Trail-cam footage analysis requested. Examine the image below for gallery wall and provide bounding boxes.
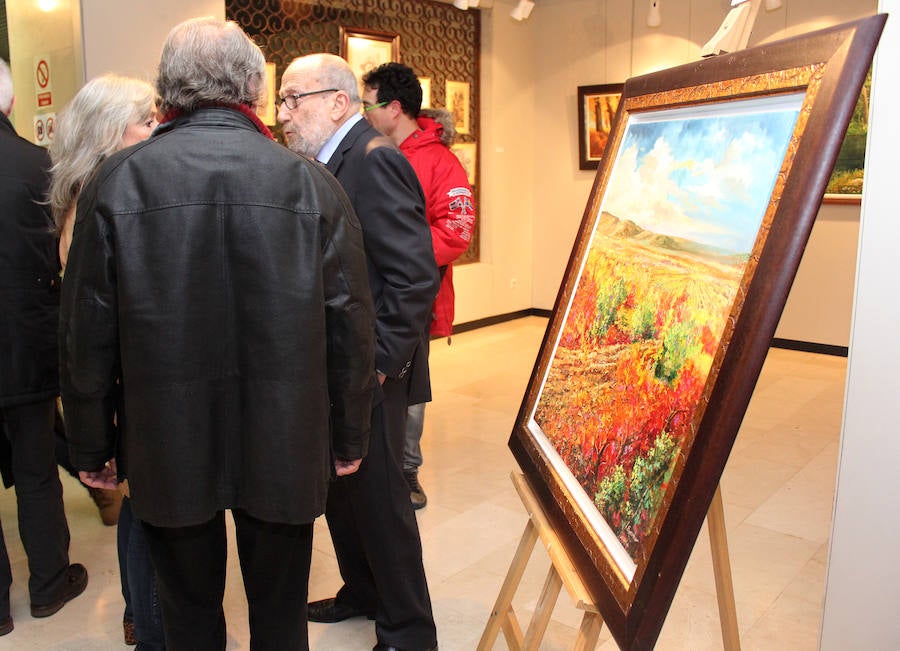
[518,0,876,348]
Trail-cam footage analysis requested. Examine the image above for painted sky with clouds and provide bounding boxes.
[602,102,801,254]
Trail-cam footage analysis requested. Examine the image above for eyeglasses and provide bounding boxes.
[277,88,339,110]
[362,101,389,113]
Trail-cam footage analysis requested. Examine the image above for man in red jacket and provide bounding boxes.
[362,63,476,509]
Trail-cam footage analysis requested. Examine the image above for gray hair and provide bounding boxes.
[48,74,157,230]
[0,59,13,115]
[287,53,361,106]
[156,17,265,113]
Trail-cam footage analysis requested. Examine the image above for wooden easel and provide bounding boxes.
[477,472,740,650]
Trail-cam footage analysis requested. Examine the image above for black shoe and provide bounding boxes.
[0,616,12,636]
[404,470,427,510]
[373,644,438,651]
[30,563,88,618]
[308,597,374,623]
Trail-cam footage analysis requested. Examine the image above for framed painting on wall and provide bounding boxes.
[418,77,432,109]
[450,142,476,186]
[340,26,399,84]
[255,62,277,126]
[577,83,624,170]
[508,16,885,651]
[446,80,470,135]
[823,68,872,204]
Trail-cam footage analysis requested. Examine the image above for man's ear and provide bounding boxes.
[3,95,14,117]
[330,90,352,121]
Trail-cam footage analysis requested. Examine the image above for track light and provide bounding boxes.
[510,0,535,21]
[647,1,661,28]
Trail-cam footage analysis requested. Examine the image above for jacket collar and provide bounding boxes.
[324,118,374,175]
[0,112,16,136]
[155,104,275,140]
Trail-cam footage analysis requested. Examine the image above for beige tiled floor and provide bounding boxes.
[0,317,847,649]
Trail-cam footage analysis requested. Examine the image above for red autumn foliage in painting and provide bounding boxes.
[534,213,746,561]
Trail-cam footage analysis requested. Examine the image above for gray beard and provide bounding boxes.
[286,134,323,159]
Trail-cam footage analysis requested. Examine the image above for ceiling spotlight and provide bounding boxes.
[764,0,783,9]
[453,0,469,9]
[510,0,535,21]
[647,0,661,28]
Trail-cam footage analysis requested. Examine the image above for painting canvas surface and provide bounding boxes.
[585,91,621,159]
[527,93,803,580]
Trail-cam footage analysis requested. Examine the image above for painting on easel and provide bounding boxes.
[508,15,885,650]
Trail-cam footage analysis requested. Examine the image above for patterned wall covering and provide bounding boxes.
[227,0,480,263]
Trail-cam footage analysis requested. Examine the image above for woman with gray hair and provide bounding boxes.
[49,74,158,269]
[49,73,163,649]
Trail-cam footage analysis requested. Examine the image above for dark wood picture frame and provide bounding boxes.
[509,16,885,650]
[577,83,624,170]
[339,26,400,82]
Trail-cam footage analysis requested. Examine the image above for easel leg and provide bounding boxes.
[708,485,741,651]
[522,564,564,650]
[477,520,539,650]
[574,612,604,651]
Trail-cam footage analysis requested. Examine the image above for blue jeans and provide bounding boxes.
[403,402,426,471]
[118,497,165,650]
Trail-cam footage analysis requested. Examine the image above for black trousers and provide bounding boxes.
[0,398,71,616]
[143,509,313,651]
[327,376,437,650]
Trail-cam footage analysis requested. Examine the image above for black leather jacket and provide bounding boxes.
[0,113,60,408]
[60,107,376,527]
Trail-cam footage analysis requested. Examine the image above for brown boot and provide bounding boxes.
[88,487,123,526]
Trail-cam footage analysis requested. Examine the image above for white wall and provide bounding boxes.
[820,2,900,647]
[6,0,81,142]
[450,0,537,324]
[80,0,224,82]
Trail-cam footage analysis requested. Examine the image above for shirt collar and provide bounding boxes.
[317,112,364,164]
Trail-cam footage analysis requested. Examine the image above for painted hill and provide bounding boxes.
[596,211,749,264]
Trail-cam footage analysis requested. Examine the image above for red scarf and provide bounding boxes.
[159,102,275,141]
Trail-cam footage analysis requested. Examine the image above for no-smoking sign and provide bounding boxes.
[33,55,53,108]
[33,112,56,148]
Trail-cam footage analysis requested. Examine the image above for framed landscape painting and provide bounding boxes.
[577,83,624,170]
[823,68,872,204]
[509,15,885,651]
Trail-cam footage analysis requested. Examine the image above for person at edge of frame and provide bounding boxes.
[0,57,89,639]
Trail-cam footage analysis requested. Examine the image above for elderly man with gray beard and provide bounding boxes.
[278,53,439,651]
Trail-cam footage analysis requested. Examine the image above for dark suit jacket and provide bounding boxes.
[0,113,59,488]
[325,118,439,405]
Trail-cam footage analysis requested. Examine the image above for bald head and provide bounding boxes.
[278,54,361,158]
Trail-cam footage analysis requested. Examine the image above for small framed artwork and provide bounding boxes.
[450,142,476,186]
[418,77,432,109]
[823,68,871,204]
[577,83,624,170]
[446,80,470,135]
[256,62,277,126]
[509,15,884,650]
[339,27,399,84]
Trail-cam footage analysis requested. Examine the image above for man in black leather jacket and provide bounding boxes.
[0,58,87,637]
[59,20,376,650]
